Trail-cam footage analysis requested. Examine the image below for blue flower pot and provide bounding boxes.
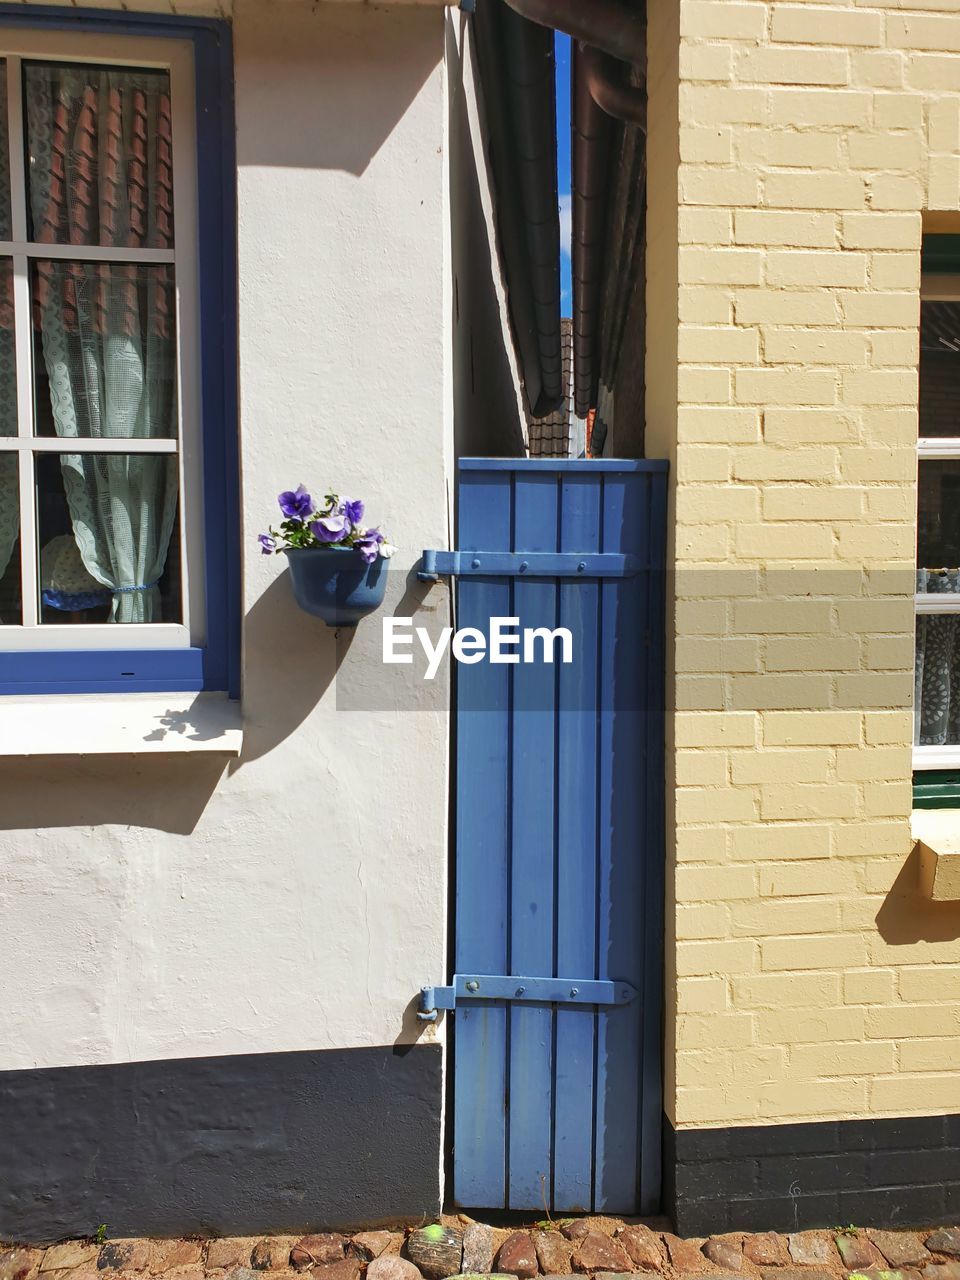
[284,547,388,627]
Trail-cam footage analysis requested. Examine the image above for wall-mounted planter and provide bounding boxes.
[284,547,388,627]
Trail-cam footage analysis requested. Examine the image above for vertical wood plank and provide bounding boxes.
[594,470,646,1212]
[508,468,559,1209]
[553,470,601,1212]
[453,468,513,1208]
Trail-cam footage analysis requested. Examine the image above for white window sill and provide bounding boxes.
[913,747,960,770]
[0,691,242,756]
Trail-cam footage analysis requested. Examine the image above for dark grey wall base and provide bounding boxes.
[0,1044,442,1243]
[666,1113,960,1235]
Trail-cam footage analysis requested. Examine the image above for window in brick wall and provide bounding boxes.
[915,239,960,777]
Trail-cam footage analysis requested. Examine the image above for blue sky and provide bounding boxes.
[556,31,572,317]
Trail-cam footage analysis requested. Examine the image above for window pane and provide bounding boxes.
[920,300,960,438]
[0,258,15,437]
[32,260,177,438]
[917,614,960,745]
[918,459,960,579]
[0,451,20,623]
[36,451,181,624]
[24,62,174,249]
[0,62,12,241]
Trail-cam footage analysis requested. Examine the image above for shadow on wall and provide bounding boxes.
[0,564,438,837]
[876,844,960,945]
[234,564,438,771]
[0,753,228,837]
[234,0,441,176]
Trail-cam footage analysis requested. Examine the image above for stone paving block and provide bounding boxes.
[309,1261,361,1280]
[923,1268,960,1280]
[495,1236,537,1280]
[665,1236,707,1273]
[366,1261,421,1280]
[461,1229,494,1278]
[98,1244,152,1273]
[703,1239,742,1272]
[407,1230,463,1280]
[151,1243,203,1274]
[351,1237,395,1264]
[616,1228,662,1273]
[561,1228,589,1245]
[0,1250,43,1280]
[836,1237,883,1273]
[761,1268,836,1280]
[292,1241,347,1272]
[573,1235,631,1275]
[207,1246,258,1273]
[928,1238,960,1263]
[156,1267,203,1280]
[744,1237,788,1269]
[41,1247,99,1274]
[534,1234,573,1277]
[789,1235,839,1269]
[869,1241,932,1272]
[846,1268,921,1280]
[251,1243,297,1272]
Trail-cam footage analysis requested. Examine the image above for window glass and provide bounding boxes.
[916,294,960,749]
[0,258,16,437]
[24,62,174,249]
[0,451,19,624]
[36,451,180,624]
[32,260,177,438]
[920,301,960,438]
[918,460,960,580]
[0,62,11,240]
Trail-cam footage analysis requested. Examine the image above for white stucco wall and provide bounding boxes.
[0,0,451,1072]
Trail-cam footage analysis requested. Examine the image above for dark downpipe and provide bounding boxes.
[571,47,613,419]
[500,0,645,65]
[580,43,646,130]
[501,0,646,420]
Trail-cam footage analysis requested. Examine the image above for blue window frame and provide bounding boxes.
[0,4,238,696]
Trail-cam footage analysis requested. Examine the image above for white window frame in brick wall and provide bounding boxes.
[915,272,960,769]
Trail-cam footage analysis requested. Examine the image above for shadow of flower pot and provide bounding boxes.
[284,547,388,627]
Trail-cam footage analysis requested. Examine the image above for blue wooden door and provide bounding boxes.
[440,458,667,1215]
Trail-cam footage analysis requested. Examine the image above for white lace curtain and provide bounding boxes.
[916,569,960,745]
[25,63,179,622]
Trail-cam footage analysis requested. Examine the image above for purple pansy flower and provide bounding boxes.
[355,527,385,564]
[310,514,350,542]
[258,532,277,554]
[342,497,365,527]
[278,483,313,521]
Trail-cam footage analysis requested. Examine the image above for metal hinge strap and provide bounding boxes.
[417,550,641,582]
[418,973,638,1021]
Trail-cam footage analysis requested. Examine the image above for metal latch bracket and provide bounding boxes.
[417,549,641,582]
[418,973,638,1022]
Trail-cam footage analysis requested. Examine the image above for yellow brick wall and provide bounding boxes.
[653,0,960,1130]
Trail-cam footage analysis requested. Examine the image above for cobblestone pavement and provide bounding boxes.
[2,1221,960,1280]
